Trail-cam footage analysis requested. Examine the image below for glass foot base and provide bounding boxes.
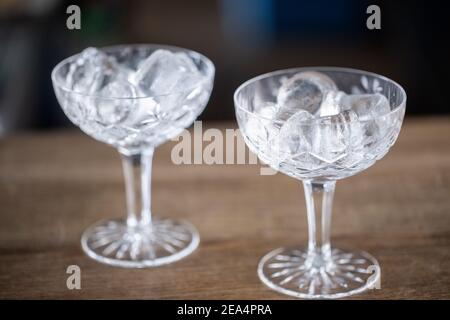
[258,247,380,299]
[81,218,199,268]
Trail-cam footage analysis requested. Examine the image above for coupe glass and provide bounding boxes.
[234,67,406,298]
[52,44,214,267]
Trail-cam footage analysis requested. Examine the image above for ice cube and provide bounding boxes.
[66,47,117,94]
[278,110,314,159]
[276,71,337,120]
[341,93,390,120]
[96,80,137,125]
[309,110,360,164]
[173,52,199,73]
[319,90,345,117]
[341,93,391,153]
[123,96,161,128]
[132,49,201,96]
[257,103,278,119]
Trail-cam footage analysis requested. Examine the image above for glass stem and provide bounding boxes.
[120,148,154,228]
[302,180,336,261]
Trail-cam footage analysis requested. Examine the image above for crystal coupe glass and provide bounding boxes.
[234,67,406,298]
[52,45,214,267]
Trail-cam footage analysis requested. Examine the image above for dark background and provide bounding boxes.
[0,0,448,134]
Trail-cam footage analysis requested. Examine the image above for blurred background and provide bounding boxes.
[0,0,448,134]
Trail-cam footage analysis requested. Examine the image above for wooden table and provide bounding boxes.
[0,118,449,299]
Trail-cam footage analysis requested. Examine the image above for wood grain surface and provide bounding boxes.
[0,118,449,299]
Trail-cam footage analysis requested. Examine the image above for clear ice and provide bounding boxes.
[61,47,207,149]
[276,71,338,121]
[66,47,118,94]
[132,49,201,96]
[248,71,393,172]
